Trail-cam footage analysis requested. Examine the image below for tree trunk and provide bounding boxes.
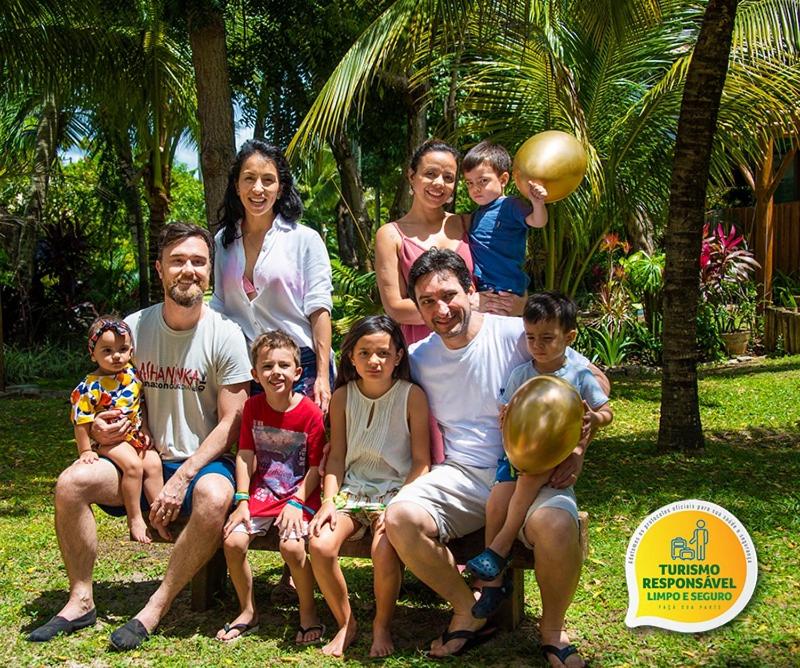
[335,199,358,267]
[329,131,373,271]
[754,141,775,308]
[751,141,796,308]
[658,0,739,452]
[389,80,428,221]
[145,156,171,305]
[118,140,150,309]
[253,78,270,141]
[15,95,59,342]
[187,3,236,231]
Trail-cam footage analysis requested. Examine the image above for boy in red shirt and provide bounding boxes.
[216,330,325,644]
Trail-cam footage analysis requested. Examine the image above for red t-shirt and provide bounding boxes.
[238,395,325,519]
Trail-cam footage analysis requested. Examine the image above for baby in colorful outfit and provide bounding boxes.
[70,316,163,543]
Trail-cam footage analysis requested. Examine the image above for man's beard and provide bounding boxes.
[167,280,204,307]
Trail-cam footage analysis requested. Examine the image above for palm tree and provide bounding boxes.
[290,0,799,292]
[658,0,740,451]
[183,0,236,229]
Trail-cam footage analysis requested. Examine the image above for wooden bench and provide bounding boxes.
[158,511,588,631]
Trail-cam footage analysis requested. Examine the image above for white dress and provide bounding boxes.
[339,379,414,507]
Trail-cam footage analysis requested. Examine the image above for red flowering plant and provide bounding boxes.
[699,223,760,333]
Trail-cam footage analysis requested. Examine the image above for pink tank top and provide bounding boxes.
[392,222,475,346]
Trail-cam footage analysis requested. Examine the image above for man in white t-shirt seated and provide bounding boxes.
[28,223,252,651]
[385,248,608,665]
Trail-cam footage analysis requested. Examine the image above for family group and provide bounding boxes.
[27,137,611,667]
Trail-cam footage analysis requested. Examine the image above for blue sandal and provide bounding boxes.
[471,574,514,618]
[466,548,509,580]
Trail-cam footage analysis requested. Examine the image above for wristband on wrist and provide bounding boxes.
[233,492,250,503]
[287,498,316,516]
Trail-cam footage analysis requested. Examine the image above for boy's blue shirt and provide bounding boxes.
[468,195,532,295]
[500,352,609,410]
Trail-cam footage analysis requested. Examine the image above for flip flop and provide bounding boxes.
[109,618,150,651]
[296,623,326,645]
[428,624,498,658]
[466,547,509,580]
[216,621,260,643]
[27,608,97,642]
[541,643,585,667]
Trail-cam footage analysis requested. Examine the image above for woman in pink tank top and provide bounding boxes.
[375,140,475,348]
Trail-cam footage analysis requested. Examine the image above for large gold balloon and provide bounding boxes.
[512,130,587,203]
[502,375,584,475]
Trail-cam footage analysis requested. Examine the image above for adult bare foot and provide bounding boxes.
[369,624,394,657]
[429,612,494,657]
[128,517,152,544]
[540,627,586,667]
[321,617,357,657]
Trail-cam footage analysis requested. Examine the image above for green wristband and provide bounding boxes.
[233,492,250,503]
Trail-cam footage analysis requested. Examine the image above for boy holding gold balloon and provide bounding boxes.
[466,292,613,619]
[463,140,549,300]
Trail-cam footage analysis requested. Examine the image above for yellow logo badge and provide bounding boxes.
[625,499,757,632]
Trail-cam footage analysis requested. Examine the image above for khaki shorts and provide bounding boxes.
[388,461,495,543]
[517,485,579,549]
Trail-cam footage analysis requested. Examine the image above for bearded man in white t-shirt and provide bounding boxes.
[28,223,252,651]
[385,248,608,666]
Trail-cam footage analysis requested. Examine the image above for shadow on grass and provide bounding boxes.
[582,428,800,532]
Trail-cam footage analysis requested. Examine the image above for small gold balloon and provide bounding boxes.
[502,375,584,475]
[512,130,587,203]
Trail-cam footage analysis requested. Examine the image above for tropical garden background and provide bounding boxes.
[3,1,798,403]
[1,1,800,664]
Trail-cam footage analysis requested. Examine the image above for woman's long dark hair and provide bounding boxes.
[334,315,411,391]
[216,139,304,248]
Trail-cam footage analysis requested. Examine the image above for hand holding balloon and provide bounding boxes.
[513,131,587,203]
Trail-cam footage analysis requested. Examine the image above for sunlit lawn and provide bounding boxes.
[1,356,799,666]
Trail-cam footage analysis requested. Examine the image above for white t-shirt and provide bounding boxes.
[409,314,589,469]
[126,305,252,460]
[209,215,333,348]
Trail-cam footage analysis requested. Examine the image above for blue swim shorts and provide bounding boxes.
[97,456,235,517]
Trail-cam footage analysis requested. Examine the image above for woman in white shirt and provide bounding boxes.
[211,140,333,411]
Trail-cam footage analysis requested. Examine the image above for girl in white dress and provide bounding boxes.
[309,315,430,658]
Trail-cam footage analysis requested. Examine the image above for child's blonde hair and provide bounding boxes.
[250,329,301,368]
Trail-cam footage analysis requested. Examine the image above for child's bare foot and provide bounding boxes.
[129,517,152,544]
[321,617,357,657]
[369,624,394,657]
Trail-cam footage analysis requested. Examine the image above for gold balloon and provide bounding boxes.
[512,130,587,203]
[502,375,584,475]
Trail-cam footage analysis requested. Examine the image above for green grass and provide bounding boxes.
[2,357,799,666]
